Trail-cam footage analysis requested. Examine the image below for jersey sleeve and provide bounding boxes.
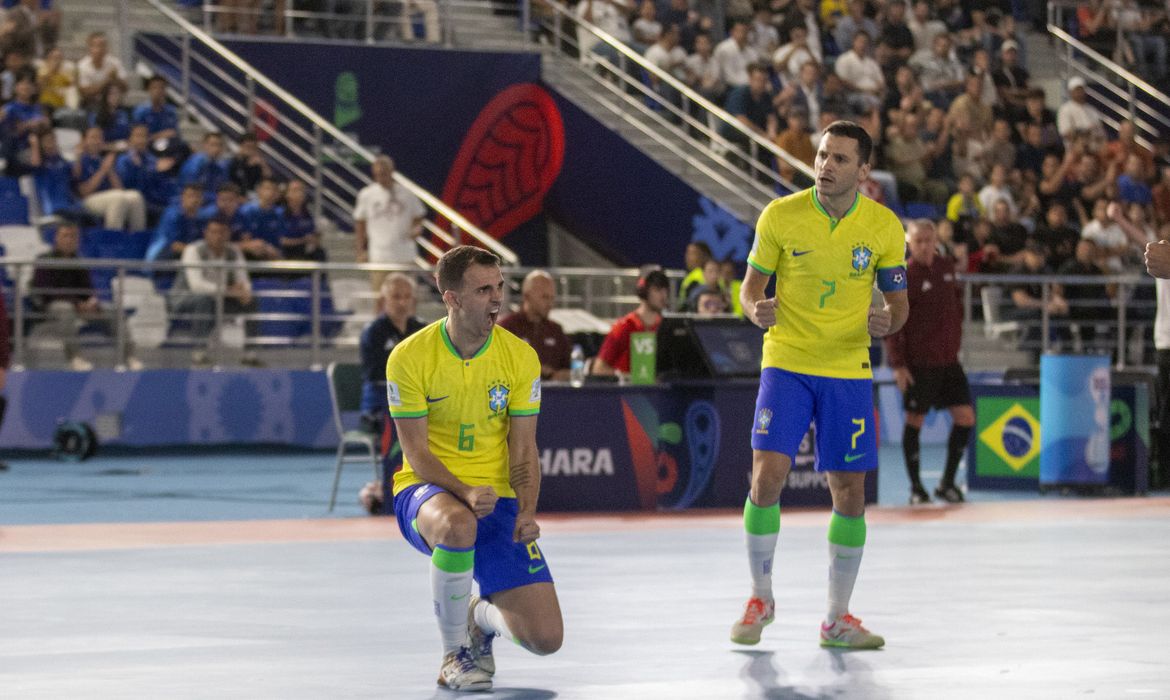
[352,189,368,221]
[385,344,427,418]
[747,203,782,275]
[875,213,908,292]
[508,343,542,417]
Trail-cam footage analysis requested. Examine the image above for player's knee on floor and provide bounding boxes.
[520,626,563,656]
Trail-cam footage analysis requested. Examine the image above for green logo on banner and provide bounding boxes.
[334,72,361,129]
[629,332,656,385]
[976,397,1041,478]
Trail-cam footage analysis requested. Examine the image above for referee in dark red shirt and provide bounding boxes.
[884,220,974,504]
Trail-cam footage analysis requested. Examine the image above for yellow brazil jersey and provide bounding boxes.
[386,319,542,497]
[747,188,906,379]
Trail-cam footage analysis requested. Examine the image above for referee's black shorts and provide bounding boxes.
[902,363,972,414]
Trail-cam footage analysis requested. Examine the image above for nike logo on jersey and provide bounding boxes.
[528,564,547,575]
[844,453,866,463]
[426,395,449,403]
[792,249,814,257]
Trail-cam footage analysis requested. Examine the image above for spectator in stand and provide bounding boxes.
[978,163,1016,218]
[76,32,125,111]
[87,81,131,146]
[576,0,635,64]
[678,240,711,306]
[358,272,425,421]
[132,74,187,161]
[774,108,815,181]
[2,0,58,58]
[946,72,994,138]
[498,269,572,382]
[281,178,325,262]
[198,181,248,242]
[1117,153,1154,207]
[1082,198,1138,273]
[354,154,425,291]
[2,69,47,172]
[772,22,815,85]
[690,285,730,315]
[777,60,823,129]
[988,197,1028,264]
[782,0,822,64]
[1102,119,1154,180]
[683,32,723,104]
[27,127,87,221]
[964,217,1001,273]
[882,64,928,119]
[1113,0,1166,83]
[834,31,884,104]
[661,0,710,52]
[884,219,973,504]
[644,24,686,109]
[722,62,778,155]
[712,20,758,90]
[169,217,259,367]
[1015,122,1051,177]
[1006,240,1069,352]
[0,50,29,102]
[910,32,965,109]
[116,123,177,216]
[982,118,1016,174]
[238,176,285,261]
[228,133,273,195]
[992,40,1029,119]
[146,183,204,262]
[35,46,74,119]
[30,223,142,371]
[73,126,146,231]
[833,0,877,58]
[632,0,662,47]
[592,267,668,377]
[1055,238,1112,350]
[885,111,947,206]
[180,132,230,204]
[946,173,983,230]
[876,0,915,71]
[1019,88,1060,151]
[907,0,947,51]
[1031,202,1080,270]
[1057,77,1105,142]
[749,7,778,58]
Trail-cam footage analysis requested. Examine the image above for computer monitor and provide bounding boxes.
[656,315,763,379]
[656,315,708,379]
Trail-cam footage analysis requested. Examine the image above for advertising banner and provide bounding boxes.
[1039,355,1111,487]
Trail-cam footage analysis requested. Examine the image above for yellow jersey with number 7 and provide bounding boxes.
[746,188,906,379]
[386,319,542,497]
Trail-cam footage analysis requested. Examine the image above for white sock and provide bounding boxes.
[473,597,515,645]
[430,559,474,654]
[827,543,864,621]
[747,532,779,600]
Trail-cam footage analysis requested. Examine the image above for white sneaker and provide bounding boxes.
[820,613,885,649]
[730,596,775,645]
[467,595,496,676]
[437,647,492,692]
[69,356,94,372]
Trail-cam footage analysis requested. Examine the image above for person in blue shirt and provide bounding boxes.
[197,181,248,242]
[281,178,326,262]
[1,70,48,175]
[146,183,204,261]
[131,75,188,162]
[116,124,178,214]
[238,177,284,261]
[179,132,229,203]
[73,125,146,231]
[87,81,132,145]
[28,127,86,221]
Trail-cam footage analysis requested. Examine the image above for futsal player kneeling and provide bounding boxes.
[387,246,563,691]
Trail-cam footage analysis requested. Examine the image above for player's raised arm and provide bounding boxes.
[394,415,497,517]
[507,414,541,543]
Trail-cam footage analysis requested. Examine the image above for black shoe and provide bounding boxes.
[910,485,931,505]
[934,484,966,503]
[0,460,8,472]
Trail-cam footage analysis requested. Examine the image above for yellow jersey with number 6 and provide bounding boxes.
[746,188,906,379]
[386,319,542,497]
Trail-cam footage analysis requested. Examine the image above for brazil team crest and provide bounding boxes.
[755,408,773,435]
[488,384,510,415]
[851,244,873,274]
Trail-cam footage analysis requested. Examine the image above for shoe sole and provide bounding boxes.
[437,677,492,692]
[730,617,774,645]
[819,638,885,650]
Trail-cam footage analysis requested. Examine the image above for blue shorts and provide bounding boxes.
[750,367,878,472]
[393,483,554,598]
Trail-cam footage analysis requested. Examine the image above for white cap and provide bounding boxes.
[1068,76,1087,91]
[1001,40,1019,53]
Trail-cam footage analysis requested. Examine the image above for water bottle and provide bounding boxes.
[570,345,585,388]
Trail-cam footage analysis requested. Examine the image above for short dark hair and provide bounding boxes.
[636,266,670,300]
[146,75,167,88]
[216,182,243,196]
[203,216,230,232]
[435,245,501,293]
[203,131,223,143]
[822,120,873,164]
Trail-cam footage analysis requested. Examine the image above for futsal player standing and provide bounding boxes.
[732,121,909,649]
[387,246,563,691]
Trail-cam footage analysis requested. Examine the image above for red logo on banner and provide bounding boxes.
[439,83,565,241]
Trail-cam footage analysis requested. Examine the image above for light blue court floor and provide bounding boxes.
[2,447,1169,698]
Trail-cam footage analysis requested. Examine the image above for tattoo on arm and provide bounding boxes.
[509,460,532,490]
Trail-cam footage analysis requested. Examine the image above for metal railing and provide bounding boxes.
[6,257,1160,372]
[514,0,813,215]
[198,0,454,46]
[1046,3,1170,145]
[128,0,515,267]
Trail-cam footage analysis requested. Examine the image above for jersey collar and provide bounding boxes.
[440,318,493,360]
[810,188,860,231]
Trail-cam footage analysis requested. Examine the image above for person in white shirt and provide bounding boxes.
[576,0,633,63]
[1057,77,1105,141]
[76,31,126,110]
[907,0,947,50]
[645,24,688,81]
[977,164,1017,218]
[354,155,426,291]
[834,31,884,98]
[631,0,662,49]
[713,21,759,89]
[749,7,779,58]
[772,23,816,85]
[684,32,724,102]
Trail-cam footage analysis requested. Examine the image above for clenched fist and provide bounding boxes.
[751,298,778,329]
[868,306,893,337]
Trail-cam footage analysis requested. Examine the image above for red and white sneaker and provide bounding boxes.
[819,613,885,649]
[730,596,775,645]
